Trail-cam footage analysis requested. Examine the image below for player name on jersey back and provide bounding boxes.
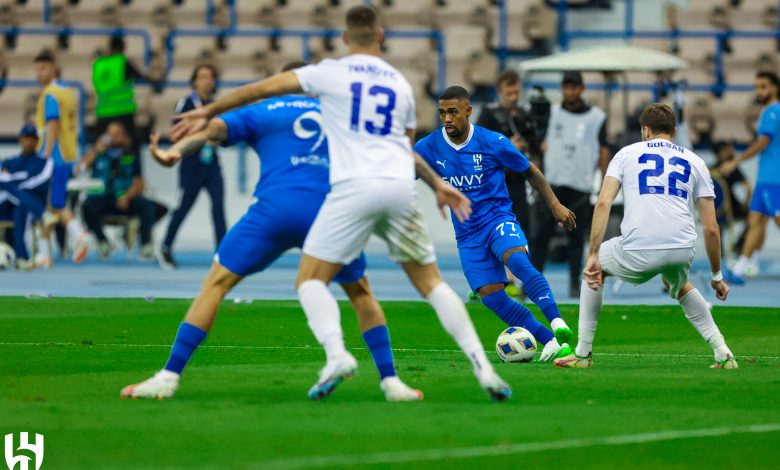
[606,138,714,251]
[294,54,417,185]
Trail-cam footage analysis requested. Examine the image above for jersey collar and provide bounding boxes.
[441,123,474,151]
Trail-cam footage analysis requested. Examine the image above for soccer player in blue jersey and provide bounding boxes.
[722,71,780,284]
[415,86,577,360]
[121,63,422,402]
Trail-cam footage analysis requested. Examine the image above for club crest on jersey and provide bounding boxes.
[473,154,483,171]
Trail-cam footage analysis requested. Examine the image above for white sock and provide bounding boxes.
[37,237,50,259]
[575,280,602,357]
[551,317,568,332]
[297,280,345,362]
[732,255,749,276]
[66,219,84,241]
[678,288,731,360]
[426,282,492,375]
[750,251,760,266]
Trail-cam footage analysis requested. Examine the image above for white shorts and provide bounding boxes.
[599,237,694,298]
[302,178,437,266]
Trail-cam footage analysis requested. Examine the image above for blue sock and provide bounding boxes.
[481,290,554,344]
[362,325,396,379]
[164,322,208,374]
[506,252,562,323]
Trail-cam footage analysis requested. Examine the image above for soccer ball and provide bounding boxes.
[0,242,14,270]
[496,326,537,363]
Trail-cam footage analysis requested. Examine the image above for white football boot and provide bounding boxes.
[380,376,423,402]
[121,370,180,399]
[308,351,357,400]
[476,368,512,401]
[538,340,573,362]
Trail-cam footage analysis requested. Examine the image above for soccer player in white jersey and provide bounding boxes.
[554,104,738,369]
[172,5,512,400]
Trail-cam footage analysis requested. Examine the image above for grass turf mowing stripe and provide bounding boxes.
[259,423,780,469]
[1,342,779,360]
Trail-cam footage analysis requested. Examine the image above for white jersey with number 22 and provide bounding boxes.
[293,54,417,185]
[605,138,714,251]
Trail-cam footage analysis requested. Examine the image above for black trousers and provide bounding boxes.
[530,185,593,286]
[82,195,157,245]
[506,170,530,232]
[162,168,226,251]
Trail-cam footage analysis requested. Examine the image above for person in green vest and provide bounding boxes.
[92,36,147,152]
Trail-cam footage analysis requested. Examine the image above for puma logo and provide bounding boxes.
[436,160,446,168]
[538,293,551,301]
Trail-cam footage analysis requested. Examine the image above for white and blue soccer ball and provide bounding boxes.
[0,242,14,270]
[496,326,537,363]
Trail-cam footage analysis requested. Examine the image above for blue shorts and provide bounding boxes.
[215,196,366,283]
[749,183,780,217]
[50,162,73,209]
[457,217,529,291]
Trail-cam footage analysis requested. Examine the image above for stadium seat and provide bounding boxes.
[710,92,753,142]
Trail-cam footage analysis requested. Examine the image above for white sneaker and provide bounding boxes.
[308,352,357,400]
[539,340,573,362]
[380,376,423,402]
[72,233,90,264]
[476,369,512,401]
[34,253,51,270]
[120,370,180,399]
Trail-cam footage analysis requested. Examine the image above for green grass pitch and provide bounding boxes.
[1,296,779,469]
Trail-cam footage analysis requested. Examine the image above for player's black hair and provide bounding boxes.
[33,50,55,64]
[439,86,470,102]
[756,71,780,89]
[345,5,379,47]
[190,63,220,91]
[109,35,126,54]
[639,103,676,135]
[281,61,308,72]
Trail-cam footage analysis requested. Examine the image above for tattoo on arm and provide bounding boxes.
[414,153,441,190]
[525,163,559,209]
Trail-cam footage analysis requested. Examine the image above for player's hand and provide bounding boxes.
[583,255,603,290]
[170,108,209,141]
[435,182,472,223]
[510,134,527,152]
[711,279,729,301]
[149,133,182,167]
[115,196,130,212]
[553,202,577,231]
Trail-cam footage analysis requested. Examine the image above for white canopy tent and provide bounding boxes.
[519,45,690,145]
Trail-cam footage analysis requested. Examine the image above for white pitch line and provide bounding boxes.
[258,423,780,470]
[0,342,778,360]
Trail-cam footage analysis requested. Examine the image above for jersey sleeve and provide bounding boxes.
[693,159,715,199]
[293,61,336,97]
[44,94,60,122]
[494,132,530,173]
[757,106,779,140]
[219,106,260,147]
[413,138,437,171]
[605,149,625,183]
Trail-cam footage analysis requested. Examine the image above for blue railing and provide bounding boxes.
[0,26,154,67]
[165,28,447,94]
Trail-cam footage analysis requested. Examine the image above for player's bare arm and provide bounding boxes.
[171,72,302,140]
[151,119,228,167]
[696,196,729,301]
[584,175,621,289]
[43,119,58,159]
[524,163,576,230]
[413,151,472,223]
[721,135,769,174]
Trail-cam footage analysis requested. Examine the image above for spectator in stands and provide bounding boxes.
[0,124,52,269]
[710,141,753,256]
[34,50,90,268]
[159,64,226,270]
[721,71,780,283]
[532,71,610,297]
[91,35,148,151]
[80,121,158,260]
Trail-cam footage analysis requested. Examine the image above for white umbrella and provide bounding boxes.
[519,45,688,73]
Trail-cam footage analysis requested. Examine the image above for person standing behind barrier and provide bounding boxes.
[159,64,226,270]
[34,51,90,268]
[532,71,610,298]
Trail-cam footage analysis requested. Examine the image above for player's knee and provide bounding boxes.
[501,246,527,265]
[403,261,442,297]
[477,283,505,298]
